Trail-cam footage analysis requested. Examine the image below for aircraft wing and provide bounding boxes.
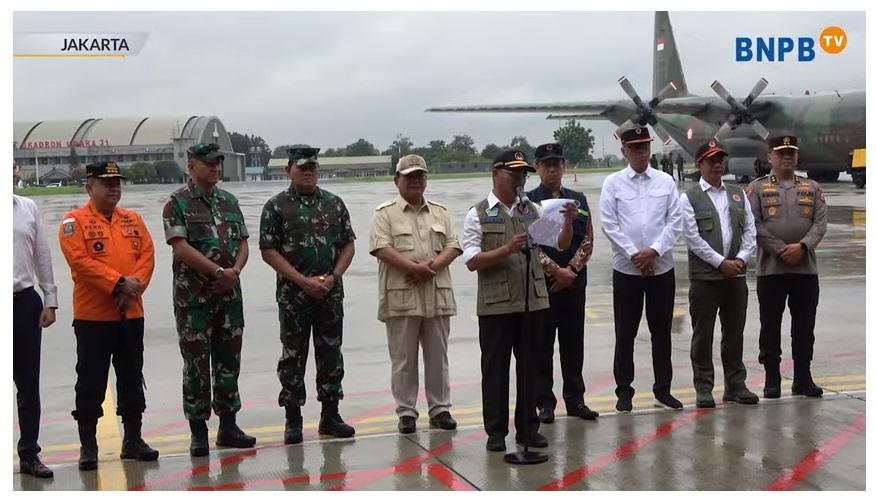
[426,100,632,116]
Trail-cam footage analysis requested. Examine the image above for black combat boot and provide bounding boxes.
[284,405,303,445]
[792,362,824,397]
[216,413,256,448]
[120,415,159,461]
[77,421,98,471]
[189,419,209,457]
[763,362,782,399]
[318,401,355,438]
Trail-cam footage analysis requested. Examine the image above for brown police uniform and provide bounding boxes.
[746,135,828,393]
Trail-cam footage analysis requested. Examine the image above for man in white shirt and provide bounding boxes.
[461,149,576,452]
[12,163,57,478]
[680,140,759,408]
[599,127,683,413]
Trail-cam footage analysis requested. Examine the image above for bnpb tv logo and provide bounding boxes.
[736,26,847,62]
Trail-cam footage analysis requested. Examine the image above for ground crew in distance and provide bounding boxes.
[526,143,599,423]
[163,143,256,456]
[599,127,684,413]
[746,135,828,399]
[260,146,357,444]
[370,154,461,434]
[679,140,759,408]
[14,163,58,479]
[461,148,576,452]
[58,161,158,470]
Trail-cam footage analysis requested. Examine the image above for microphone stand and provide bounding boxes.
[504,190,549,466]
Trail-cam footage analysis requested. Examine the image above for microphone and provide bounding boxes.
[514,184,530,212]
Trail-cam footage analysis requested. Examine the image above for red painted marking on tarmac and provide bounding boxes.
[539,409,712,491]
[425,464,477,490]
[130,446,266,490]
[183,432,485,491]
[767,414,866,491]
[329,431,485,491]
[346,401,399,424]
[141,420,191,438]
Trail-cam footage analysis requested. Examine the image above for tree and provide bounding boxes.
[230,131,271,166]
[480,143,508,160]
[387,134,413,156]
[345,138,378,156]
[510,136,534,160]
[154,160,183,182]
[448,134,477,156]
[324,147,346,157]
[552,119,595,166]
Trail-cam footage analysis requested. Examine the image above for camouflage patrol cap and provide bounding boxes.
[288,146,320,166]
[187,143,225,162]
[86,161,126,179]
[396,154,428,175]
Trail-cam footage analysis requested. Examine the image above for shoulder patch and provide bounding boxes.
[62,217,75,224]
[375,199,397,211]
[63,221,74,236]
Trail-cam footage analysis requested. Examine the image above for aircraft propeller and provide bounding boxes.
[614,76,677,144]
[711,78,770,140]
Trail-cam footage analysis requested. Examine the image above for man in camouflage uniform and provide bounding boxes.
[746,135,828,399]
[260,146,357,444]
[163,143,256,456]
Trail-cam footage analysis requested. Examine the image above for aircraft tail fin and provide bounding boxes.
[653,11,690,98]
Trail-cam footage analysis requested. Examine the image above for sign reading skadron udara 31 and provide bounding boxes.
[13,32,149,58]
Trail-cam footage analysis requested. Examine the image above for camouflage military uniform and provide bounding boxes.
[259,184,356,408]
[163,181,248,421]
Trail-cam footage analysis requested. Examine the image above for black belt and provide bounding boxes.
[13,286,34,298]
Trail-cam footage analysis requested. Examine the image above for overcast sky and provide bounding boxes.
[13,11,865,157]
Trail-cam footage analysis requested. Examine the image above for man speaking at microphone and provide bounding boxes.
[461,149,577,452]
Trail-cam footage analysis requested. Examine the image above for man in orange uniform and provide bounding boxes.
[58,161,159,471]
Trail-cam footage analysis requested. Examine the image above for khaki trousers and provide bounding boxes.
[385,316,451,419]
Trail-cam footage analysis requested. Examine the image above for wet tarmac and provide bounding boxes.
[12,171,866,490]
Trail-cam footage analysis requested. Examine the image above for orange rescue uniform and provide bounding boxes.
[58,200,155,321]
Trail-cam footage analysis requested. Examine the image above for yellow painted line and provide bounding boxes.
[13,54,127,58]
[94,386,126,491]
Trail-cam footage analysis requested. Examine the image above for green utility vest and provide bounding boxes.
[685,184,747,281]
[474,199,549,316]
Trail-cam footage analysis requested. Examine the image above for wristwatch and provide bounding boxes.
[113,276,126,293]
[213,267,225,280]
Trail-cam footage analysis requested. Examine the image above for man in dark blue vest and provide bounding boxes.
[679,140,759,408]
[526,143,599,423]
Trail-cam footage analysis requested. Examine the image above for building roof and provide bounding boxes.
[13,116,218,147]
[267,155,392,168]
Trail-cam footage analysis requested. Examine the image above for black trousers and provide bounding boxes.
[757,274,819,367]
[612,269,676,398]
[478,310,544,438]
[689,277,749,393]
[13,287,43,459]
[72,318,146,422]
[536,291,587,410]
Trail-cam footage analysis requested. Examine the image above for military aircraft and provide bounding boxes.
[428,11,865,186]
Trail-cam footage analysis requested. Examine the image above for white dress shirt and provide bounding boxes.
[13,194,58,307]
[462,191,546,265]
[599,165,682,276]
[679,177,757,269]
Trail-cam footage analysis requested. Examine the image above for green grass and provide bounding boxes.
[15,186,86,196]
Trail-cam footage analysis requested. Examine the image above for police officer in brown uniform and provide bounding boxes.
[746,135,827,399]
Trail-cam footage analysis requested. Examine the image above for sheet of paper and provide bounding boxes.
[528,198,576,248]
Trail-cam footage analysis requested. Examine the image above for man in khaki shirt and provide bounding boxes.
[746,135,827,400]
[370,154,462,434]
